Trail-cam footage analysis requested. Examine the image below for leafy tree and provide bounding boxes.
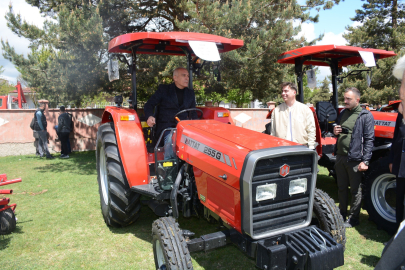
[311,77,332,104]
[341,0,405,104]
[0,66,15,96]
[227,89,252,108]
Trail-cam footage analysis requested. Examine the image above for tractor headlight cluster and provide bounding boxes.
[256,183,277,201]
[289,178,307,196]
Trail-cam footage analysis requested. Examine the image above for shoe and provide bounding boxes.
[60,154,69,159]
[46,155,55,160]
[344,218,360,228]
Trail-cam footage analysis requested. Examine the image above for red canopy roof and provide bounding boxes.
[277,45,396,67]
[108,32,244,56]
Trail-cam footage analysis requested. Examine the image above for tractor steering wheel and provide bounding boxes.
[174,108,204,121]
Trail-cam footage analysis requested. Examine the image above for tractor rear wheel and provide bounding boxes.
[152,217,193,270]
[96,122,141,227]
[312,188,346,249]
[364,157,398,235]
[0,208,16,235]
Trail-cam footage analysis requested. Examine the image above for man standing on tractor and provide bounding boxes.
[334,87,374,228]
[144,67,197,159]
[33,102,54,159]
[270,82,316,149]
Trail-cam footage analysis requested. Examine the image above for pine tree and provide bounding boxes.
[311,78,332,104]
[340,0,405,105]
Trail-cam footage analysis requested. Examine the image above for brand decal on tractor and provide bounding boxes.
[374,120,395,127]
[200,194,206,202]
[279,164,290,177]
[181,135,233,167]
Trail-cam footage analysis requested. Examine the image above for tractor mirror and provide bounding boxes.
[108,58,119,82]
[306,68,316,89]
[213,64,221,82]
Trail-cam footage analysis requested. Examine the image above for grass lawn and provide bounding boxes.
[0,152,392,269]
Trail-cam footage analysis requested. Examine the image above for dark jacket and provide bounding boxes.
[33,109,47,131]
[144,83,197,136]
[388,113,405,177]
[335,108,374,162]
[57,112,72,133]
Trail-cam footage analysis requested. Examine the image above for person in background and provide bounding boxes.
[376,104,383,111]
[57,106,72,159]
[333,87,374,228]
[33,102,54,159]
[270,82,316,149]
[389,65,405,230]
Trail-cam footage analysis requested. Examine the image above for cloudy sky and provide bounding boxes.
[0,0,364,84]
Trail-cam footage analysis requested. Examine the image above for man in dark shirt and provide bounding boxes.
[57,106,72,159]
[144,67,197,159]
[333,87,374,228]
[33,102,54,159]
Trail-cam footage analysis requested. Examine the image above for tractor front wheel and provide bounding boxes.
[152,217,193,270]
[0,208,16,235]
[312,188,346,249]
[96,122,141,227]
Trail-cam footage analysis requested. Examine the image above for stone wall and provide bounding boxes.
[0,107,270,157]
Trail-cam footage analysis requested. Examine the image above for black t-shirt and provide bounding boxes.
[175,85,184,107]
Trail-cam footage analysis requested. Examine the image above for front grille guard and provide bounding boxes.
[240,146,318,240]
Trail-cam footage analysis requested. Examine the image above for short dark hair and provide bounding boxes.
[60,105,65,112]
[344,87,361,98]
[280,82,298,92]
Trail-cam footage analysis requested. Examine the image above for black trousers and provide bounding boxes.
[397,177,405,227]
[59,132,70,155]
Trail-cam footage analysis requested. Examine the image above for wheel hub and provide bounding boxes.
[371,173,397,223]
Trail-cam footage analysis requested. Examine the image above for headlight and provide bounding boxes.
[256,183,277,201]
[289,178,307,196]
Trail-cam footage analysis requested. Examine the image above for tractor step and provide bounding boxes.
[131,184,170,200]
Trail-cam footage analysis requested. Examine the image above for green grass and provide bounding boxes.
[0,153,392,269]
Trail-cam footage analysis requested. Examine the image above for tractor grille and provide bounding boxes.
[251,154,314,237]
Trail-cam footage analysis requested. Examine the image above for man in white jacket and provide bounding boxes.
[270,82,316,149]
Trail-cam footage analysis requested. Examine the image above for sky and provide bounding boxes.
[0,0,365,85]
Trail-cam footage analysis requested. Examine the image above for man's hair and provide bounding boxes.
[173,67,187,77]
[345,87,361,98]
[60,105,65,112]
[280,82,298,92]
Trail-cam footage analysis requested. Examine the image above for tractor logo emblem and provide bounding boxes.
[279,164,290,177]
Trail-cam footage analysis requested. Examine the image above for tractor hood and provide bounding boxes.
[176,120,303,190]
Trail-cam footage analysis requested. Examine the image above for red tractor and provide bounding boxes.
[96,32,345,270]
[267,45,399,234]
[0,174,21,235]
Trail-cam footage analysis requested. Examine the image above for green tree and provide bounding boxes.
[311,78,332,104]
[341,0,405,104]
[0,66,15,96]
[227,89,252,108]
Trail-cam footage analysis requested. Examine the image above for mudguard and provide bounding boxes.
[101,107,150,187]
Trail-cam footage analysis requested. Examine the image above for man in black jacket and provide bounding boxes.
[333,87,374,228]
[57,106,72,159]
[144,67,197,159]
[33,102,54,159]
[389,66,405,229]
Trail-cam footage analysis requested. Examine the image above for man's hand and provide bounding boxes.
[358,162,369,172]
[333,125,342,136]
[389,163,393,173]
[147,116,156,127]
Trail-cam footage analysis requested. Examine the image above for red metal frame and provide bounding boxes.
[0,174,22,213]
[108,32,244,55]
[277,45,396,67]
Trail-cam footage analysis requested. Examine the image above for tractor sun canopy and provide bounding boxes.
[108,32,244,56]
[277,45,396,67]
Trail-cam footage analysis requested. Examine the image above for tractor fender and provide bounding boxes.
[101,107,149,187]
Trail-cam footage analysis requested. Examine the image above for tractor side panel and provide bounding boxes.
[372,111,398,139]
[102,107,150,187]
[193,167,242,232]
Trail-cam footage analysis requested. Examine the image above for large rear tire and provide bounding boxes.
[312,188,346,249]
[152,217,193,270]
[96,122,141,227]
[0,208,16,235]
[364,157,398,235]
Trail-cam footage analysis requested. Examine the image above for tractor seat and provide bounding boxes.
[316,102,337,134]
